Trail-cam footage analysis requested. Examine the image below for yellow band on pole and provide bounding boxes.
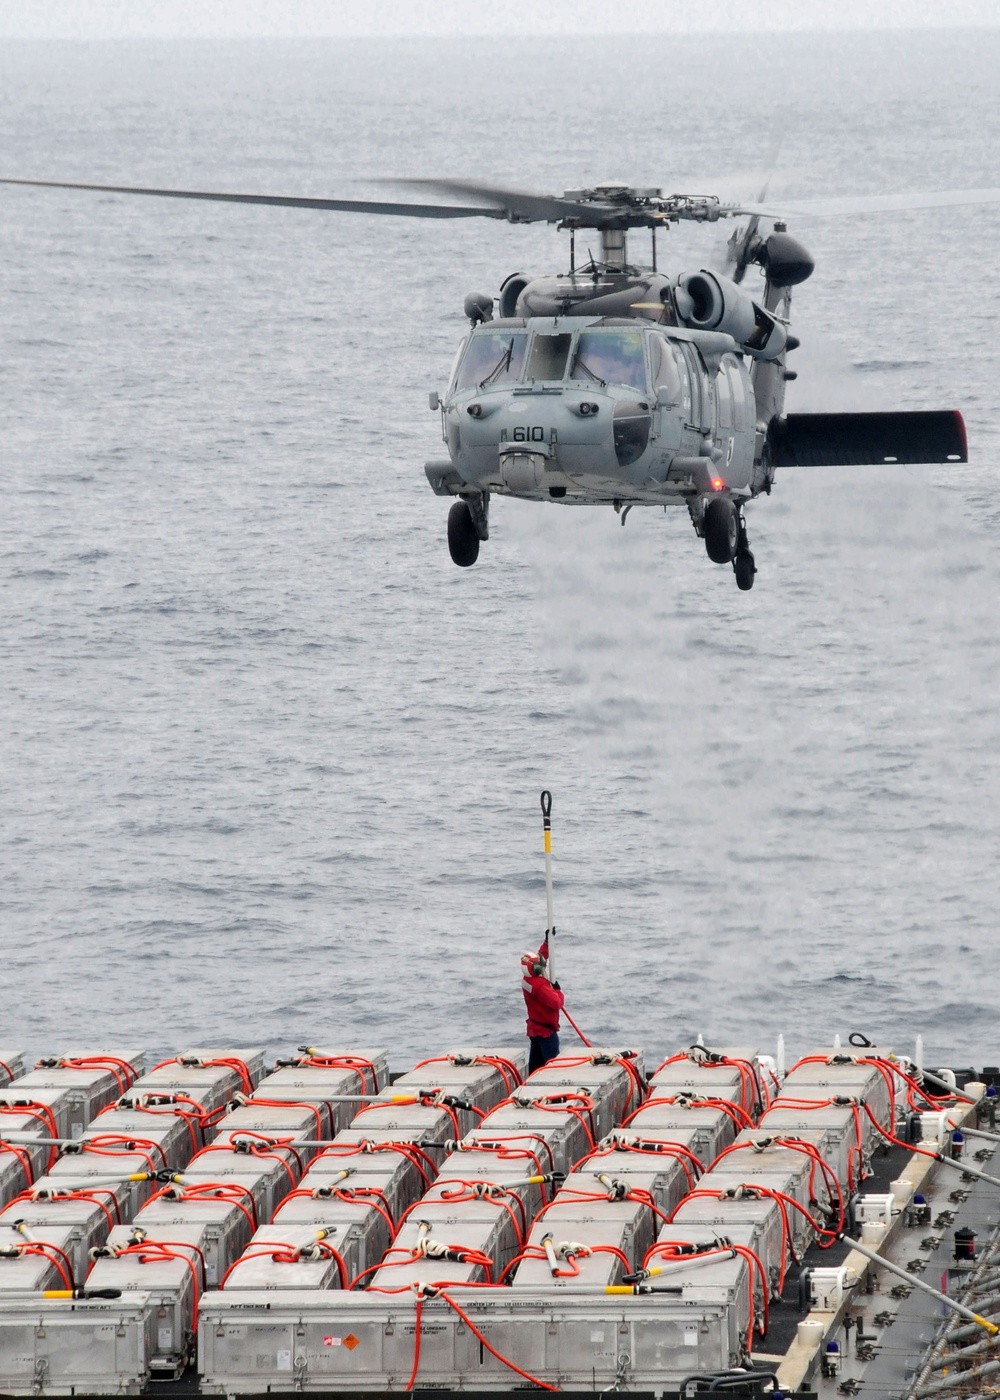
[544,831,551,854]
[974,1314,999,1335]
[605,1285,634,1295]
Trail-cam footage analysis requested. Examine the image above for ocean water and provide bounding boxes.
[1,30,999,1071]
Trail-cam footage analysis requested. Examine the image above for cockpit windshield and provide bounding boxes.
[455,330,528,391]
[570,330,648,392]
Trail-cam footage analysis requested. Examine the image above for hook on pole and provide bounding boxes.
[540,790,555,980]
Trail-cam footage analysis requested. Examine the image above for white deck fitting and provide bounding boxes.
[85,1224,207,1376]
[563,1150,692,1216]
[221,1223,356,1290]
[134,1195,254,1287]
[181,1146,301,1226]
[0,1055,26,1089]
[0,1193,117,1284]
[670,1189,789,1293]
[269,1194,391,1277]
[624,1102,739,1164]
[294,1148,424,1225]
[513,1198,650,1288]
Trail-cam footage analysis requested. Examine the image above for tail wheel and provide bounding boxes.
[734,551,756,591]
[704,495,739,564]
[447,500,480,567]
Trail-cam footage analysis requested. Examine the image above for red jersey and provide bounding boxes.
[521,941,564,1038]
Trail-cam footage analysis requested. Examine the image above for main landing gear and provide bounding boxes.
[702,495,756,591]
[447,492,490,568]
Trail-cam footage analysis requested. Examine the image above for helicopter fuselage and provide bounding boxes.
[426,315,766,515]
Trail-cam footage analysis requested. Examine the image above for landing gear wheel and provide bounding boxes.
[734,550,756,591]
[704,496,739,564]
[447,500,480,567]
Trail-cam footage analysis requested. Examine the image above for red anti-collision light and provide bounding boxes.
[711,477,724,491]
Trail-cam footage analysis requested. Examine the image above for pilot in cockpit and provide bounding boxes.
[571,330,646,391]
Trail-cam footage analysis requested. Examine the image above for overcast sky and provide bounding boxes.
[1,0,998,39]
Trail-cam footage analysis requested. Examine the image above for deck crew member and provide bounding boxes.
[521,941,565,1073]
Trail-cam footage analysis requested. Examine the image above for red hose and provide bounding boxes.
[562,1007,592,1048]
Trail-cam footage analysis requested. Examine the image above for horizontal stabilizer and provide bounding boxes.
[770,410,967,467]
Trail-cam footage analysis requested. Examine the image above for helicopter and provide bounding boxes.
[0,173,992,590]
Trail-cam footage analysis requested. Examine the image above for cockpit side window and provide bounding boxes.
[570,330,648,392]
[650,334,682,401]
[525,333,573,382]
[455,331,528,391]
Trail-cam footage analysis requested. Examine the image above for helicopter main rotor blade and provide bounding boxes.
[0,176,506,220]
[738,187,1000,219]
[392,178,615,225]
